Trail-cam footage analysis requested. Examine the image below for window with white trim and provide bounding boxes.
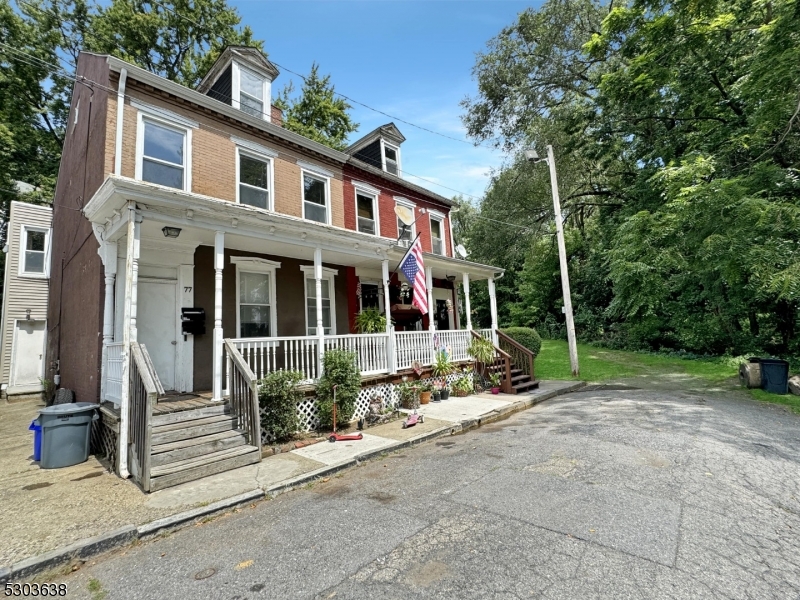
[302,267,337,336]
[302,172,329,224]
[395,199,416,248]
[21,227,48,276]
[356,191,378,235]
[138,117,188,190]
[382,142,400,175]
[239,66,265,119]
[237,150,271,210]
[359,281,383,311]
[233,257,279,338]
[430,215,445,255]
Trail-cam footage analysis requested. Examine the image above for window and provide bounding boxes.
[139,118,187,190]
[430,215,444,255]
[302,268,337,336]
[21,227,48,276]
[238,152,271,210]
[395,198,416,248]
[359,282,382,311]
[356,192,377,235]
[303,172,329,224]
[233,257,280,338]
[239,66,265,119]
[382,142,399,175]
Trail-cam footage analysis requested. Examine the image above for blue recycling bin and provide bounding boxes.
[29,419,42,461]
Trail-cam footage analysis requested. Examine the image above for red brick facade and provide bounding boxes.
[342,164,453,257]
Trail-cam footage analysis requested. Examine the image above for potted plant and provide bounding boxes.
[397,380,419,409]
[354,308,387,333]
[431,350,453,378]
[453,374,472,397]
[489,372,502,394]
[441,382,450,400]
[432,380,445,402]
[468,336,495,377]
[418,382,433,405]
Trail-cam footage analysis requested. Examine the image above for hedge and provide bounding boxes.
[500,327,542,357]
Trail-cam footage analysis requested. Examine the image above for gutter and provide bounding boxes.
[114,68,127,175]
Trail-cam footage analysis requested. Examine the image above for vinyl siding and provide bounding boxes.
[0,202,53,387]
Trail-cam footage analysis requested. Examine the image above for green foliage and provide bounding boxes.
[257,370,301,443]
[354,308,386,334]
[501,327,542,357]
[431,350,453,377]
[316,349,361,429]
[467,336,495,364]
[488,372,501,388]
[274,63,358,151]
[459,0,800,359]
[396,380,419,409]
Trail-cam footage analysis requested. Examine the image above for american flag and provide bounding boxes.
[399,236,428,315]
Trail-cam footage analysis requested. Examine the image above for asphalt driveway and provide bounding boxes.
[54,387,800,599]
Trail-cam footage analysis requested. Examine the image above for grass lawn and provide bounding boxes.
[535,339,800,413]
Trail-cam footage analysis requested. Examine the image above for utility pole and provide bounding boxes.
[526,146,579,376]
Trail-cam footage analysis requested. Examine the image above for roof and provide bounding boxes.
[347,157,454,207]
[196,46,280,94]
[346,123,406,155]
[99,53,348,164]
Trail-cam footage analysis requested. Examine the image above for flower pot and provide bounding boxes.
[491,387,500,395]
[419,391,431,405]
[456,390,468,398]
[433,391,441,402]
[441,389,450,400]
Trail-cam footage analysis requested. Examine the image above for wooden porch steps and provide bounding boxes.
[146,401,261,492]
[488,365,539,395]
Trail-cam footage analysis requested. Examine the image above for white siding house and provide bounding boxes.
[0,201,52,399]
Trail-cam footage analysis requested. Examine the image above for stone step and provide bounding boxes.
[150,430,249,467]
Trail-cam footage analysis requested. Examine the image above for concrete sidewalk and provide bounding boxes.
[0,380,581,579]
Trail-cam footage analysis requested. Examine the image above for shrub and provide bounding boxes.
[317,349,361,429]
[354,308,387,333]
[258,370,303,442]
[501,327,542,357]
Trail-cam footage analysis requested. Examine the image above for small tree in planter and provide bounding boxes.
[468,336,495,381]
[258,370,303,442]
[317,349,361,430]
[397,380,419,409]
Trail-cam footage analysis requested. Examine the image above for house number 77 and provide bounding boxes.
[184,287,192,293]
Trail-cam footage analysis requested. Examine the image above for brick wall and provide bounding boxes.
[342,167,453,256]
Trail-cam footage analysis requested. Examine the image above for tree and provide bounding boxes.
[275,63,358,151]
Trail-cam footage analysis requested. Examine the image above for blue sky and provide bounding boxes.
[233,0,535,202]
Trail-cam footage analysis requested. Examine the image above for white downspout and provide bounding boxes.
[114,68,127,176]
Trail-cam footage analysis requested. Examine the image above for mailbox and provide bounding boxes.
[181,307,206,336]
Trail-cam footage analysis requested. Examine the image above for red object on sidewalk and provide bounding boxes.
[328,385,364,443]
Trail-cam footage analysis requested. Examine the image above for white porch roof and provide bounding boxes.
[85,176,503,279]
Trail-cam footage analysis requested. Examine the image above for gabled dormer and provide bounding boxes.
[346,123,406,176]
[197,46,280,122]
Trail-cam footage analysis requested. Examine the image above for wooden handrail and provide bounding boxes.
[224,340,261,450]
[131,343,158,395]
[496,330,535,381]
[225,339,257,380]
[469,329,512,359]
[129,342,156,491]
[469,329,512,393]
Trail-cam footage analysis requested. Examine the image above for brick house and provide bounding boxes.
[47,47,524,491]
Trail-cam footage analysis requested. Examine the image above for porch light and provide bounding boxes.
[162,226,182,239]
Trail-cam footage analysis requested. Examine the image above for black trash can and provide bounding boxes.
[760,359,790,394]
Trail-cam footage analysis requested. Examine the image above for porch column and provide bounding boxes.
[382,259,396,374]
[118,202,140,479]
[488,276,499,345]
[462,272,472,331]
[426,266,436,364]
[100,240,118,404]
[212,231,224,401]
[314,247,325,376]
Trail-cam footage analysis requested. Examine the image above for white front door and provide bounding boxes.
[138,280,177,391]
[12,320,46,387]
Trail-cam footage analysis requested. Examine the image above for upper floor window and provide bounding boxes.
[356,191,378,235]
[134,102,196,192]
[430,214,445,255]
[382,142,400,175]
[232,62,271,121]
[20,227,48,276]
[301,166,331,225]
[395,198,416,248]
[237,151,271,210]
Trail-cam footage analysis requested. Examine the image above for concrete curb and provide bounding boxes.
[1,381,583,582]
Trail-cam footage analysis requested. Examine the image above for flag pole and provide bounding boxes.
[392,232,422,278]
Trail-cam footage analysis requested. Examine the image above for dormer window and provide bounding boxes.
[381,140,400,175]
[232,61,271,121]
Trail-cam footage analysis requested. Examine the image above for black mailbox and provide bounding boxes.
[181,307,206,335]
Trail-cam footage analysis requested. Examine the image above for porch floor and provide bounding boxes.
[154,391,215,415]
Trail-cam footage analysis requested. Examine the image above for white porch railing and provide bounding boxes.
[105,342,124,404]
[395,331,434,371]
[477,328,494,341]
[324,333,390,376]
[435,330,472,363]
[231,336,320,382]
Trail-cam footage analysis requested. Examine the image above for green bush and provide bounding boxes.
[501,327,542,357]
[258,370,303,442]
[317,349,361,429]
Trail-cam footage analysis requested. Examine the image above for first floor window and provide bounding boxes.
[430,217,444,255]
[305,277,333,335]
[303,173,328,224]
[359,282,381,311]
[22,228,47,274]
[239,153,270,210]
[239,271,271,337]
[356,192,377,235]
[141,119,186,189]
